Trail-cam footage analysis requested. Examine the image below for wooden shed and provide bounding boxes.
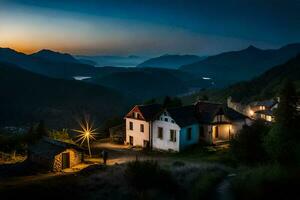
[28,137,84,172]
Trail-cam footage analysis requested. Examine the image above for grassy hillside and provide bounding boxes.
[0,62,129,128]
[182,54,300,104]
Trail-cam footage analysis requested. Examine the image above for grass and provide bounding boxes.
[191,169,227,200]
[172,144,236,167]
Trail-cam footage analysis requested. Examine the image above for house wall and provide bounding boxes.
[152,112,180,152]
[125,118,150,147]
[200,125,213,144]
[179,124,199,151]
[53,148,83,172]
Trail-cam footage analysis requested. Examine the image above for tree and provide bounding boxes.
[163,96,182,108]
[144,98,156,105]
[36,120,48,138]
[264,80,300,165]
[230,120,270,164]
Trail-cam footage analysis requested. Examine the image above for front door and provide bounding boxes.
[214,126,219,139]
[143,140,149,149]
[129,136,133,145]
[62,152,70,169]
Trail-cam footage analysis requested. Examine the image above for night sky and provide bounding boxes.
[0,0,299,56]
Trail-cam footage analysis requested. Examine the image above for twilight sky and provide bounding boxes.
[0,0,299,56]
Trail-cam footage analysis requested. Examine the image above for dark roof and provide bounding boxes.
[195,101,248,123]
[137,104,163,121]
[167,105,199,127]
[29,137,84,159]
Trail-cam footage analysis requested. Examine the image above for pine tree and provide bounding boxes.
[264,80,300,165]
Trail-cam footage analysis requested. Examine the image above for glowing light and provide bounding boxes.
[73,117,97,157]
[249,110,254,116]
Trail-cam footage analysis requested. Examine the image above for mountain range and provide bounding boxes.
[137,54,204,69]
[0,48,96,79]
[180,43,300,81]
[182,54,300,104]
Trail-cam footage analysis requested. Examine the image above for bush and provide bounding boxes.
[124,160,179,195]
[230,120,270,164]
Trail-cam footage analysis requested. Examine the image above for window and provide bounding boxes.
[129,122,133,130]
[140,124,144,132]
[158,127,163,139]
[171,120,175,123]
[164,118,168,122]
[187,127,192,140]
[170,130,176,142]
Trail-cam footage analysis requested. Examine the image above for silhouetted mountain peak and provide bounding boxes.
[31,49,79,63]
[245,45,260,51]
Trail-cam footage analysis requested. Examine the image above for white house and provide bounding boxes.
[125,104,162,148]
[152,105,199,152]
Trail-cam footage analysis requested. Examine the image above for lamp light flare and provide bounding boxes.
[73,117,97,157]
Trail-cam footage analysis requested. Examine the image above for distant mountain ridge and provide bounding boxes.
[75,55,147,67]
[182,54,300,104]
[180,43,300,81]
[137,54,204,69]
[0,48,95,79]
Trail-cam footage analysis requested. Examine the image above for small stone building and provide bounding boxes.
[28,137,84,172]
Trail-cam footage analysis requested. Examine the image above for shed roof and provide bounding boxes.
[195,101,248,123]
[29,137,84,159]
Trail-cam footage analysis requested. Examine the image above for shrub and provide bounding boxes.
[230,120,270,164]
[124,160,179,194]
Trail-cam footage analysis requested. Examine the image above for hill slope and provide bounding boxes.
[180,43,300,81]
[89,67,213,101]
[182,54,300,104]
[137,54,203,69]
[0,62,128,128]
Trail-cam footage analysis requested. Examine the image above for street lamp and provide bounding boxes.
[73,118,97,158]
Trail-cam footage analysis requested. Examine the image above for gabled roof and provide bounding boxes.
[125,104,163,121]
[195,101,248,123]
[29,137,84,159]
[167,105,198,127]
